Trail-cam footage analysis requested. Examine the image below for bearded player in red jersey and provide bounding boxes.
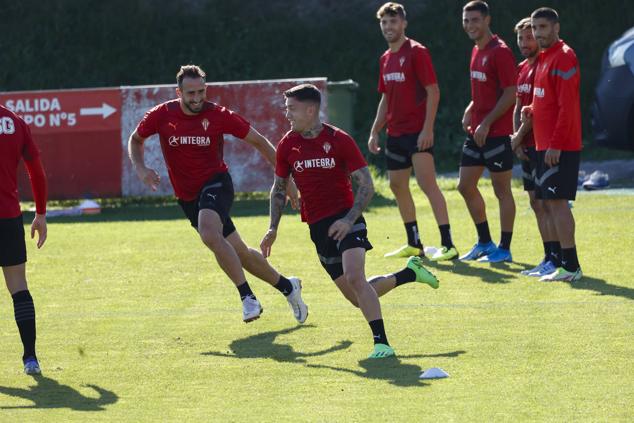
[260,84,439,359]
[511,18,560,278]
[128,65,307,324]
[368,2,458,261]
[0,105,48,375]
[458,1,517,263]
[523,8,583,282]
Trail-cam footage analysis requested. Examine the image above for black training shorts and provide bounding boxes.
[385,132,433,171]
[308,210,373,281]
[0,215,27,267]
[460,135,514,172]
[535,150,580,201]
[178,172,237,238]
[521,146,539,191]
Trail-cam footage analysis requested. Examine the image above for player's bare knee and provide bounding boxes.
[389,179,408,195]
[457,180,474,198]
[199,230,223,251]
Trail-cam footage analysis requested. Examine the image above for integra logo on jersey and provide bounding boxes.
[168,136,211,147]
[518,83,532,94]
[293,158,336,173]
[534,87,545,98]
[0,117,16,135]
[470,71,487,82]
[383,72,405,82]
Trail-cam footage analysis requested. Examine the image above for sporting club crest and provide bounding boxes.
[399,56,405,67]
[201,118,209,131]
[482,56,488,66]
[323,141,332,153]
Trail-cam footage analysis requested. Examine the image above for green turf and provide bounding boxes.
[1,180,633,422]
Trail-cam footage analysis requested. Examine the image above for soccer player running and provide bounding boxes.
[458,1,517,263]
[0,105,48,375]
[368,2,458,261]
[524,8,583,282]
[260,84,439,359]
[510,18,560,277]
[128,65,308,323]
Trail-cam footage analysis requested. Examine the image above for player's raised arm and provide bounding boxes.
[128,130,160,191]
[260,175,289,257]
[328,166,375,242]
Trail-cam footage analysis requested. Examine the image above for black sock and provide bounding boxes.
[561,247,580,272]
[499,231,513,250]
[274,275,293,297]
[394,268,417,286]
[237,282,255,301]
[12,290,36,361]
[550,242,562,266]
[438,224,454,249]
[369,319,389,345]
[475,221,492,244]
[404,221,423,249]
[543,242,550,262]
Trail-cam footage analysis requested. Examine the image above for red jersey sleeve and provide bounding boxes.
[549,55,581,150]
[218,107,251,139]
[136,104,162,139]
[412,46,438,87]
[495,47,518,88]
[338,132,367,173]
[21,122,47,214]
[275,136,292,178]
[377,55,387,93]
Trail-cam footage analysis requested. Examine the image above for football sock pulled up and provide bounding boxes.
[12,290,37,361]
[368,319,389,345]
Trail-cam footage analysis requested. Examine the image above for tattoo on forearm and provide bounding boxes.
[269,176,288,229]
[344,167,374,224]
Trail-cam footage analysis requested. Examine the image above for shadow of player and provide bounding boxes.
[0,375,118,411]
[201,324,352,363]
[305,350,466,387]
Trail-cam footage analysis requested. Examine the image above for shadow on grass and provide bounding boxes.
[426,259,536,284]
[305,350,466,387]
[569,275,634,301]
[0,375,117,411]
[201,324,352,363]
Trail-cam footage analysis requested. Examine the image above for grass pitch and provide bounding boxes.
[1,180,633,422]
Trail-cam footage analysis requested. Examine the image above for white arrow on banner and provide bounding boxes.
[79,103,117,119]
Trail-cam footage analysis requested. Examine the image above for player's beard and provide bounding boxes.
[184,101,203,114]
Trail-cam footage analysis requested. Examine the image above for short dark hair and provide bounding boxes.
[283,84,321,105]
[376,2,406,19]
[531,7,559,23]
[176,65,206,87]
[463,1,489,16]
[514,17,532,33]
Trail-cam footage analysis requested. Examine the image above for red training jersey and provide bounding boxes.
[531,40,582,151]
[136,100,250,201]
[0,105,46,219]
[378,38,438,137]
[516,59,537,147]
[276,124,367,224]
[469,35,517,137]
